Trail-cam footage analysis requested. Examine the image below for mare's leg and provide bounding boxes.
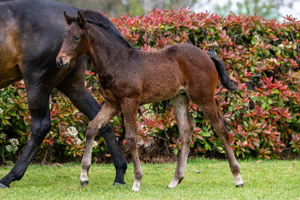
[80,101,119,187]
[167,94,193,189]
[121,98,142,191]
[57,58,127,185]
[190,92,244,187]
[0,86,51,188]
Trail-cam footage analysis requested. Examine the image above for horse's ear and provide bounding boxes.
[63,11,74,25]
[76,10,86,28]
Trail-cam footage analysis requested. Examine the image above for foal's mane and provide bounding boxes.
[79,9,134,49]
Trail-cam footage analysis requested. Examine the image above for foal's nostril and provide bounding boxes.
[64,61,69,68]
[56,57,63,68]
[56,57,69,69]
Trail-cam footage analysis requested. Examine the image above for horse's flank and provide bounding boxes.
[0,8,22,88]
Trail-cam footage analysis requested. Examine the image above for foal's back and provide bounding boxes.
[135,43,218,104]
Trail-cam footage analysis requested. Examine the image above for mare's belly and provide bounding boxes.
[0,22,22,88]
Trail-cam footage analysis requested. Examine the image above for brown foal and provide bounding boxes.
[57,10,244,191]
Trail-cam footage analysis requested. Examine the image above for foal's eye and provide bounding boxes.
[74,36,80,41]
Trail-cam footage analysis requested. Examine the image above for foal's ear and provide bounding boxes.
[63,11,74,25]
[76,10,86,29]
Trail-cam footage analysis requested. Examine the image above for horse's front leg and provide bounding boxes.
[121,98,142,191]
[80,101,119,187]
[0,86,51,188]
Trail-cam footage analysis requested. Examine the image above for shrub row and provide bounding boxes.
[0,8,299,163]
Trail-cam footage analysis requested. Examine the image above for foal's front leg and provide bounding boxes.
[80,102,119,187]
[121,98,143,191]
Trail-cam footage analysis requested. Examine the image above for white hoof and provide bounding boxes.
[234,175,244,187]
[131,182,140,191]
[167,176,184,189]
[167,179,178,189]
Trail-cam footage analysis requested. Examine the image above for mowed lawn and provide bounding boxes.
[0,159,299,200]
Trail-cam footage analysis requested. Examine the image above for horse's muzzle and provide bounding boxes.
[56,57,69,69]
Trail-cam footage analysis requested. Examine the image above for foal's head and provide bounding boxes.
[56,11,89,69]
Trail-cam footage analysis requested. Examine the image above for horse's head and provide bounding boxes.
[56,11,89,69]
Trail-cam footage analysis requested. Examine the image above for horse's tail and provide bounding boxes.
[206,51,239,92]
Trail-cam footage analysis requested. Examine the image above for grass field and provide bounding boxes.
[0,159,299,200]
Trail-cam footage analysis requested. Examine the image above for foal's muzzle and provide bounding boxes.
[56,57,70,69]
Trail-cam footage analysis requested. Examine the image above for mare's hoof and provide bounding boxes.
[113,181,126,186]
[80,181,89,188]
[235,183,244,188]
[0,182,9,189]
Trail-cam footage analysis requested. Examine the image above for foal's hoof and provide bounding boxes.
[235,183,244,188]
[167,177,184,189]
[80,181,89,188]
[131,184,140,192]
[0,182,9,189]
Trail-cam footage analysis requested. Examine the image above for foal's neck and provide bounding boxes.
[86,25,129,75]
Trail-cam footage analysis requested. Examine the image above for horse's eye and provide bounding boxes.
[75,36,80,41]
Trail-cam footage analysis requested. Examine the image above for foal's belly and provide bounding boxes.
[140,86,184,104]
[140,68,184,104]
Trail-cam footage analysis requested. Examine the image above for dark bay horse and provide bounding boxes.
[57,10,244,191]
[0,0,127,188]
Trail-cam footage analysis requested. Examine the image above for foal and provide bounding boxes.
[57,10,244,191]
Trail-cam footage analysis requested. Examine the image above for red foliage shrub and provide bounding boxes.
[1,8,299,162]
[111,8,300,159]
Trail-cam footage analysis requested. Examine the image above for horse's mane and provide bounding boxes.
[79,9,134,49]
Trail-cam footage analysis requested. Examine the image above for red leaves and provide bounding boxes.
[273,107,293,120]
[43,139,54,145]
[114,8,300,158]
[4,8,299,160]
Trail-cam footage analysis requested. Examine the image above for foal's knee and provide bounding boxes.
[126,135,137,149]
[86,124,98,140]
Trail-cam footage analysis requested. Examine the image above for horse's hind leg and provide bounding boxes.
[190,93,244,187]
[80,102,119,187]
[167,94,193,189]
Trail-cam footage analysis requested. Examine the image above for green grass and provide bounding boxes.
[0,159,299,200]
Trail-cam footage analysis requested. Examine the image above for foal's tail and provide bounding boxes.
[206,51,239,92]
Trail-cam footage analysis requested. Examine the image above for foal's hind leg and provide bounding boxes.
[167,94,193,189]
[121,98,143,191]
[80,102,119,187]
[191,94,244,187]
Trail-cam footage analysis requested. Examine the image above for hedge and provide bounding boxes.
[0,8,299,163]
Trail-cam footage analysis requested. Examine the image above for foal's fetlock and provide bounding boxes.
[135,171,143,180]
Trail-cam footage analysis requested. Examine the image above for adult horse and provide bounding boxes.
[0,0,127,188]
[57,10,244,191]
